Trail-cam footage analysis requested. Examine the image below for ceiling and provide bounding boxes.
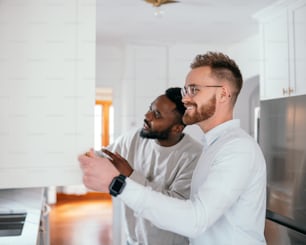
[96,0,278,45]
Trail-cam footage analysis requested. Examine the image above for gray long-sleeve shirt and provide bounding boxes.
[107,128,203,245]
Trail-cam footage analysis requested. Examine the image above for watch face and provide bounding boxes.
[109,175,126,196]
[112,178,124,191]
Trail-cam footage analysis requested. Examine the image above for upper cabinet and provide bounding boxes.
[0,1,96,189]
[291,1,306,96]
[255,0,306,100]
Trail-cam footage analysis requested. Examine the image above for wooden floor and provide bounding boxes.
[49,193,113,245]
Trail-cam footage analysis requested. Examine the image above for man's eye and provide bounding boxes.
[191,87,199,94]
[154,111,161,119]
[149,106,161,119]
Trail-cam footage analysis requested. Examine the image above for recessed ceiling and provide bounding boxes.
[96,0,278,45]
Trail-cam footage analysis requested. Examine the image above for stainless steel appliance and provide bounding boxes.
[259,95,306,244]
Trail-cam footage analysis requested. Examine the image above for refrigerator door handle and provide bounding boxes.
[266,209,306,235]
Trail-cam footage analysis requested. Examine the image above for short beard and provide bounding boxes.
[140,127,171,140]
[183,95,216,125]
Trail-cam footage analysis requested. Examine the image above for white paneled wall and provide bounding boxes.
[96,41,260,141]
[0,0,96,188]
[168,44,227,85]
[227,35,262,82]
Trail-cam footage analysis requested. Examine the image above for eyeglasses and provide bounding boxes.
[181,84,222,97]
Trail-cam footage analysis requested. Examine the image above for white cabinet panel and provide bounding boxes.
[0,0,95,189]
[292,2,306,95]
[256,0,306,100]
[261,9,290,99]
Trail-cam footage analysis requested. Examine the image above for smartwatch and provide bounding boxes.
[109,174,126,197]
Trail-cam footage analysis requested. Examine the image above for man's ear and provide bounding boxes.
[218,86,231,102]
[172,123,185,134]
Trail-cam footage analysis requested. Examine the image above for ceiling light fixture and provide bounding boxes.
[144,0,180,7]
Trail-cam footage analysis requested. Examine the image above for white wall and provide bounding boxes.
[228,34,261,81]
[228,34,261,136]
[234,75,259,137]
[96,37,260,140]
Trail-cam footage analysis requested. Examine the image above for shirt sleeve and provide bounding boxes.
[119,138,258,238]
[119,178,199,237]
[129,151,200,200]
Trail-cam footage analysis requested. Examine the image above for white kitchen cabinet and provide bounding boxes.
[0,1,95,189]
[260,8,290,99]
[255,0,306,100]
[290,1,306,96]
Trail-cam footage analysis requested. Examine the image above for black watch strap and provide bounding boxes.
[109,174,126,197]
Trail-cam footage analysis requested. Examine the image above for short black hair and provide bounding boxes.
[165,87,186,125]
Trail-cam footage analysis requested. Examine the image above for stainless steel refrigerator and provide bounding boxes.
[259,95,306,244]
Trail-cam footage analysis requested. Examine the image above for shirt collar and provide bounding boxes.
[203,119,240,147]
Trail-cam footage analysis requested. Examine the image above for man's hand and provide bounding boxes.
[102,149,134,177]
[78,149,119,192]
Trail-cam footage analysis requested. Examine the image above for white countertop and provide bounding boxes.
[0,188,44,245]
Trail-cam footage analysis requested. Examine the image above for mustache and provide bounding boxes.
[144,119,151,128]
[184,102,197,108]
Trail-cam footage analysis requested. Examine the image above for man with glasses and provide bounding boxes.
[79,52,267,245]
[90,87,202,245]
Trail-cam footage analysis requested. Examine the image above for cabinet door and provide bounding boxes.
[261,9,290,100]
[291,1,306,96]
[0,1,95,189]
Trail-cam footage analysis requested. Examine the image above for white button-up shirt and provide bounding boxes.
[120,120,267,245]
